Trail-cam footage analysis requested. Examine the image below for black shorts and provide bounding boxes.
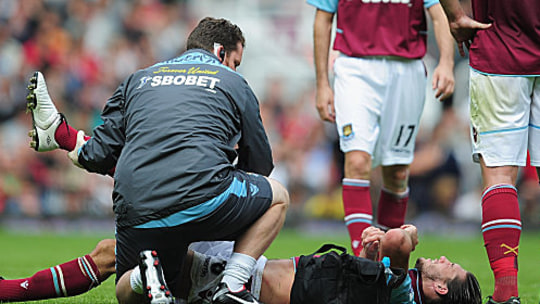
[115,170,272,296]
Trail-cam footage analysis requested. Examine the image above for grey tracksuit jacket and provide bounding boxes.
[78,49,274,228]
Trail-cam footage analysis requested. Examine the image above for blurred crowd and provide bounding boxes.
[0,0,193,218]
[0,0,538,230]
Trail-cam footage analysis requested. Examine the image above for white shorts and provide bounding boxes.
[188,241,268,303]
[189,241,235,260]
[334,55,427,167]
[469,69,540,166]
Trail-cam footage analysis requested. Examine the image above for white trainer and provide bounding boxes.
[188,251,226,304]
[26,71,63,152]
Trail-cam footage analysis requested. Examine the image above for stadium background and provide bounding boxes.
[0,0,539,236]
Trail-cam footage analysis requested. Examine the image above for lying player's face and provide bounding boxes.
[223,42,243,71]
[415,256,467,282]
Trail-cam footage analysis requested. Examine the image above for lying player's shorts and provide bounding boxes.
[189,241,235,260]
[115,170,272,297]
[469,69,540,166]
[333,54,427,167]
[188,250,268,303]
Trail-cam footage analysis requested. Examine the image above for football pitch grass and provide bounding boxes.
[1,229,540,303]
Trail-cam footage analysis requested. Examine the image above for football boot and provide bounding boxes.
[26,71,64,151]
[212,282,261,304]
[139,250,175,304]
[486,296,520,304]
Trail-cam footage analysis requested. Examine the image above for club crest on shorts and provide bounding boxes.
[342,123,354,139]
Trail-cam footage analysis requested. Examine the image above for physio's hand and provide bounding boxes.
[449,15,491,57]
[67,130,87,168]
[315,85,335,122]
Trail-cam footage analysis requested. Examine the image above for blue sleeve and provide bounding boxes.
[306,0,338,13]
[381,258,415,304]
[424,0,439,9]
[390,275,415,304]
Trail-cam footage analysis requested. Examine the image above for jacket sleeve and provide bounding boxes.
[235,85,274,176]
[78,81,127,175]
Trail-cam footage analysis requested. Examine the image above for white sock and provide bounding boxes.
[130,266,143,294]
[250,256,267,299]
[221,252,256,292]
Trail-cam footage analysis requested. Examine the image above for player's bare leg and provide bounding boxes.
[231,178,289,259]
[117,270,147,304]
[90,239,116,282]
[259,259,294,304]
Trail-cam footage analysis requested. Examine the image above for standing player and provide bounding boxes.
[27,17,290,304]
[308,0,456,256]
[437,1,539,303]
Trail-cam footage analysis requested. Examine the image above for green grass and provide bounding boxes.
[1,231,116,304]
[1,229,539,303]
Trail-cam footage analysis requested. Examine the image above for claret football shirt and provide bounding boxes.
[307,0,439,59]
[469,0,540,75]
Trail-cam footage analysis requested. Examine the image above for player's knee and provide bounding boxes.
[344,152,371,178]
[94,239,116,259]
[116,270,143,304]
[268,178,290,209]
[382,165,409,190]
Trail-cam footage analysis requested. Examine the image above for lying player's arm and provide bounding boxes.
[360,225,419,271]
[380,225,418,271]
[400,224,419,251]
[359,226,385,260]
